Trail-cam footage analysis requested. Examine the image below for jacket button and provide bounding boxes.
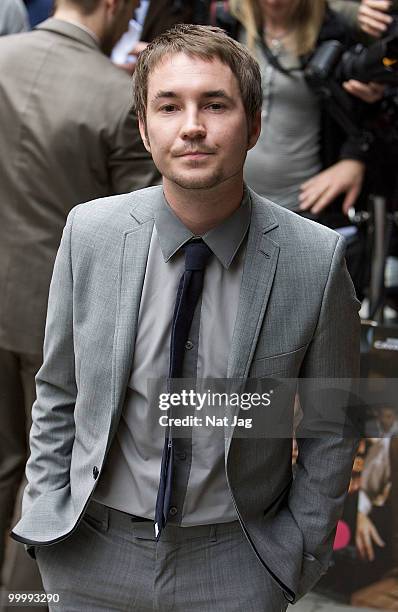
[92,466,99,480]
[169,506,178,516]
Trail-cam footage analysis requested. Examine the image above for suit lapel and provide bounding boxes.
[109,196,156,441]
[225,193,280,453]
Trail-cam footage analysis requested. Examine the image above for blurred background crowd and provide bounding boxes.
[0,0,397,610]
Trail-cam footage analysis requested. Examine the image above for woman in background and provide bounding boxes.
[229,0,370,216]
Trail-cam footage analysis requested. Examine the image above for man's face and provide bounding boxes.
[101,0,138,56]
[139,53,260,191]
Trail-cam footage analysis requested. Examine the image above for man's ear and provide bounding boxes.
[138,116,151,152]
[247,110,261,151]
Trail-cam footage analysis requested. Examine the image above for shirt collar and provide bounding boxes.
[154,188,251,269]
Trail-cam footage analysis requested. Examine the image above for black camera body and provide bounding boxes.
[305,18,398,87]
[304,17,398,152]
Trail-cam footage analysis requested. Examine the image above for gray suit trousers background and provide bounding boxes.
[35,501,288,612]
[0,349,40,552]
[0,348,45,608]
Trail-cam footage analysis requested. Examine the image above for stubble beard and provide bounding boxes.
[165,168,226,191]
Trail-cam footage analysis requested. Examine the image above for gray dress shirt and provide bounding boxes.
[94,191,251,525]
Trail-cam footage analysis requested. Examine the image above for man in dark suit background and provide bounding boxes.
[0,0,158,596]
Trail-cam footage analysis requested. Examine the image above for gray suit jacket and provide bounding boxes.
[0,19,158,355]
[12,186,360,603]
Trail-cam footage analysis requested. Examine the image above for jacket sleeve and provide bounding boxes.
[291,236,361,598]
[21,210,78,516]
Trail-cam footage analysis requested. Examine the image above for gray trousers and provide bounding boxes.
[0,348,41,568]
[36,500,289,612]
[0,347,46,611]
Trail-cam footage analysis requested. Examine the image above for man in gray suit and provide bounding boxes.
[0,0,158,593]
[12,24,360,611]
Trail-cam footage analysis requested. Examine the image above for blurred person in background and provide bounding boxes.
[141,0,195,41]
[0,0,29,35]
[115,0,199,73]
[351,0,398,318]
[0,0,158,599]
[23,0,54,28]
[229,0,380,217]
[110,0,150,73]
[115,0,394,76]
[115,0,247,74]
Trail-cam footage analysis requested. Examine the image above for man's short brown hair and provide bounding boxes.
[133,24,262,128]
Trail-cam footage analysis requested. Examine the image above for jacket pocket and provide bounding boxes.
[250,345,308,378]
[82,500,109,533]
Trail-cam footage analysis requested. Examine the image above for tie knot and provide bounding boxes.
[184,239,212,271]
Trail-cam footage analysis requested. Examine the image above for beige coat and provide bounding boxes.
[0,19,159,354]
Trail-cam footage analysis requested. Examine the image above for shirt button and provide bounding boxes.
[185,340,194,350]
[177,451,187,461]
[92,466,99,480]
[169,506,178,516]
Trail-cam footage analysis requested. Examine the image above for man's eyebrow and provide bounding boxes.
[153,91,177,100]
[202,90,231,100]
[152,90,233,101]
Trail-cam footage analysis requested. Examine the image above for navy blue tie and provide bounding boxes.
[154,239,212,539]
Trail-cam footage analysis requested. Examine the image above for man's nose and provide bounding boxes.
[180,110,206,140]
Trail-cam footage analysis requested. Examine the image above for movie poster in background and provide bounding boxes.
[316,322,398,609]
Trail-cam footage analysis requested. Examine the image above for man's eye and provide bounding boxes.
[160,105,177,112]
[207,103,225,111]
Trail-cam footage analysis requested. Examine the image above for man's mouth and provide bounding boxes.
[177,151,214,158]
